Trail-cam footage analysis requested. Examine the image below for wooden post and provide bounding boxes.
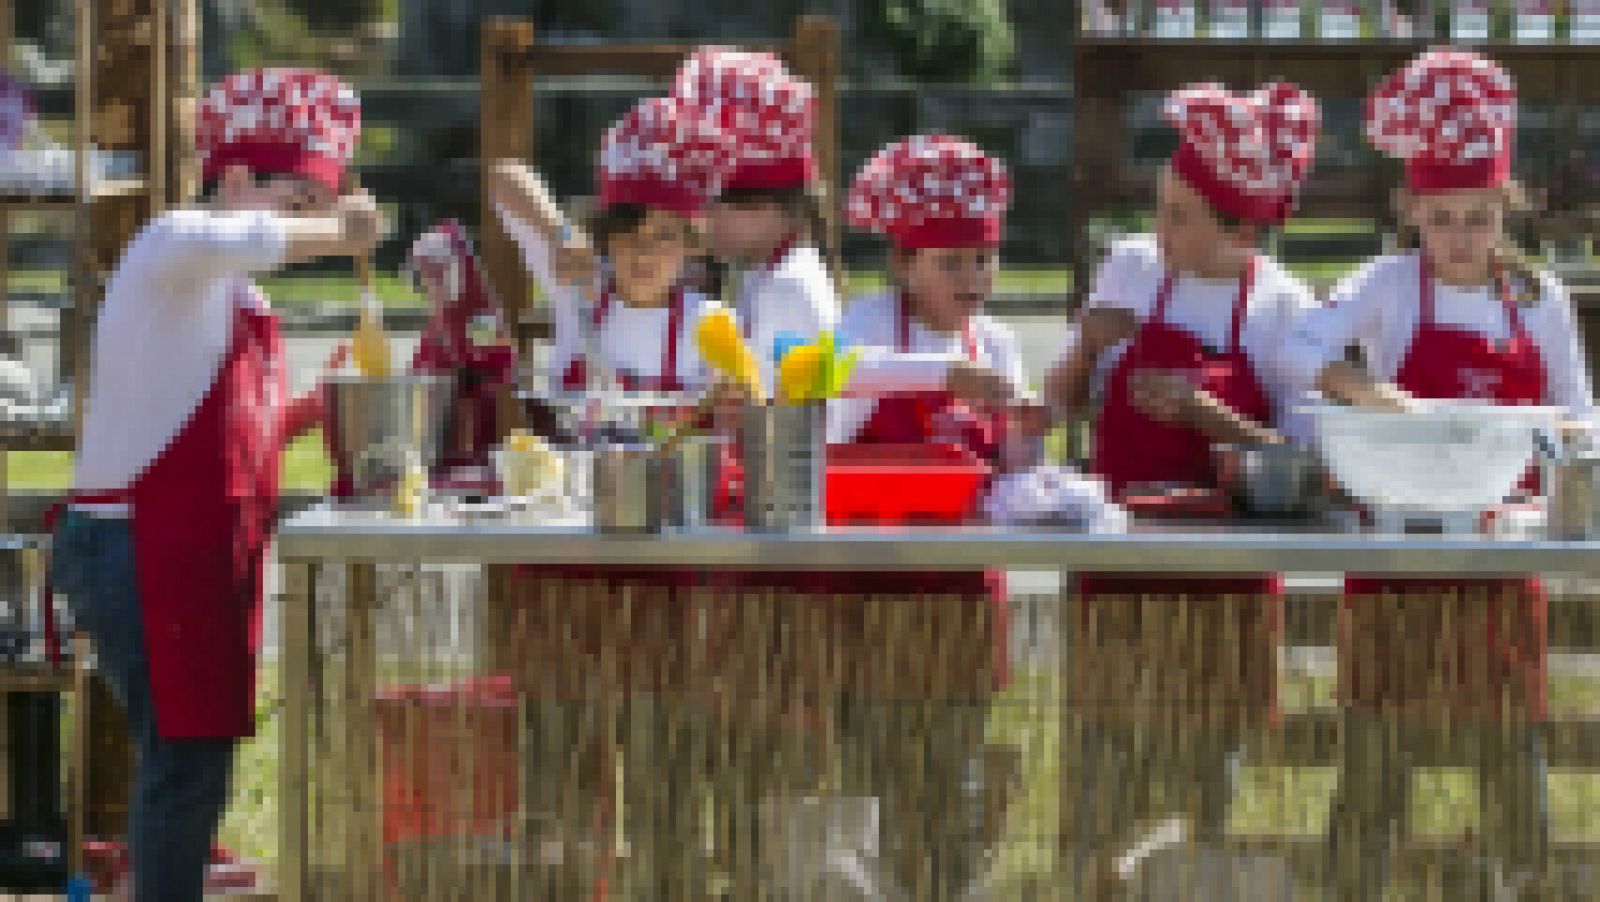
[279,560,313,902]
[480,18,537,343]
[789,15,841,208]
[343,561,381,901]
[165,0,198,205]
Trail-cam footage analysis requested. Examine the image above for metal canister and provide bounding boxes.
[1545,454,1600,540]
[663,436,724,530]
[592,444,662,533]
[742,401,825,532]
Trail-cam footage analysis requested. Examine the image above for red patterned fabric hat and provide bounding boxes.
[196,68,360,193]
[1163,81,1321,224]
[1365,49,1516,194]
[671,48,815,193]
[597,96,736,214]
[846,133,1011,249]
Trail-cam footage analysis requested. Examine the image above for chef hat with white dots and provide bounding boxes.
[1365,49,1516,194]
[846,133,1011,249]
[596,96,736,214]
[195,68,360,193]
[671,47,815,193]
[1163,81,1321,225]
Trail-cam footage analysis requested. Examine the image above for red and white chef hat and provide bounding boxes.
[407,220,498,374]
[0,69,34,152]
[846,133,1011,250]
[671,47,815,193]
[1365,50,1516,194]
[596,96,736,215]
[1163,81,1321,225]
[195,68,360,194]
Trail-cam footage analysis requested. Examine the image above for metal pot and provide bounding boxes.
[324,375,449,498]
[1213,443,1322,516]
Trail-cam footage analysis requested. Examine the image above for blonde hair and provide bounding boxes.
[1392,180,1543,307]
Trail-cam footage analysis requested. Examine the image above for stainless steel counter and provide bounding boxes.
[277,504,1600,576]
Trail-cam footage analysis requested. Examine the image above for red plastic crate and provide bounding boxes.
[375,676,521,845]
[825,443,991,525]
[714,442,991,525]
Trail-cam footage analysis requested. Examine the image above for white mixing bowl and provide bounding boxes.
[1304,400,1562,512]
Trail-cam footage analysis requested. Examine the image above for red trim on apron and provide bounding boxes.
[46,293,285,738]
[560,278,686,393]
[833,292,1009,692]
[1074,258,1284,723]
[1341,254,1549,717]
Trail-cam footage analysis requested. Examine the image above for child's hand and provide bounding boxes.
[552,234,598,287]
[945,361,1014,405]
[336,191,384,257]
[1128,369,1200,424]
[1077,306,1138,355]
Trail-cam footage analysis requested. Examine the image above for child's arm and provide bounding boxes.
[487,160,596,289]
[1281,259,1414,410]
[1042,305,1136,414]
[145,192,380,289]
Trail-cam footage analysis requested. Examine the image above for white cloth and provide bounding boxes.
[828,290,1026,443]
[1082,234,1322,441]
[983,465,1129,531]
[496,202,726,389]
[73,208,287,492]
[1281,252,1594,415]
[730,243,839,394]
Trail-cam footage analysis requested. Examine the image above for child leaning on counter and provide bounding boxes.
[825,133,1027,900]
[1041,80,1323,897]
[486,94,739,897]
[1280,50,1591,898]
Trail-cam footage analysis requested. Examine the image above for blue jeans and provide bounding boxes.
[51,511,237,902]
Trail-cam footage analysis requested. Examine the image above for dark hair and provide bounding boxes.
[714,181,841,285]
[586,202,699,258]
[1212,209,1278,248]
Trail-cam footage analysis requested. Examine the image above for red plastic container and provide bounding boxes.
[824,443,991,525]
[375,676,521,845]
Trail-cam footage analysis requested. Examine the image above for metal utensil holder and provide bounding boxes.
[742,401,825,533]
[1545,455,1600,540]
[592,444,663,533]
[663,436,725,530]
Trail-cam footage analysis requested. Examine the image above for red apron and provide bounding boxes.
[1341,255,1549,718]
[51,289,285,739]
[834,295,1009,695]
[512,280,703,695]
[1075,260,1284,723]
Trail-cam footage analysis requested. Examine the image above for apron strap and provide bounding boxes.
[1420,252,1529,343]
[39,489,136,667]
[587,279,688,393]
[1152,258,1254,353]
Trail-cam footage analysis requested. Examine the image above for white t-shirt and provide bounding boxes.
[497,203,725,390]
[728,243,839,395]
[74,208,288,492]
[1083,235,1320,434]
[829,290,1025,443]
[1281,252,1594,414]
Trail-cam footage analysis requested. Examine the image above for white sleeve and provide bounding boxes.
[986,321,1030,397]
[749,274,836,393]
[1534,278,1595,415]
[493,201,584,306]
[1278,261,1386,394]
[1084,240,1155,313]
[544,283,587,386]
[142,209,287,291]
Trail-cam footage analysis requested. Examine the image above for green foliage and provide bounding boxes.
[865,0,1017,84]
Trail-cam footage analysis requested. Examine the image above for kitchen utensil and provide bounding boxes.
[1304,400,1561,516]
[592,444,663,533]
[325,375,449,499]
[696,309,766,400]
[351,255,392,379]
[1213,442,1322,516]
[742,400,825,532]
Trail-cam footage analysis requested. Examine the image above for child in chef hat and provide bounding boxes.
[670,47,838,395]
[1281,49,1585,898]
[1041,80,1322,896]
[824,132,1026,898]
[488,94,739,897]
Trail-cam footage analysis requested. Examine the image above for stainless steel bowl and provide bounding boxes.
[1213,443,1323,516]
[324,375,449,497]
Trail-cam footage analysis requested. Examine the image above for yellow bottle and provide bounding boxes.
[352,292,391,379]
